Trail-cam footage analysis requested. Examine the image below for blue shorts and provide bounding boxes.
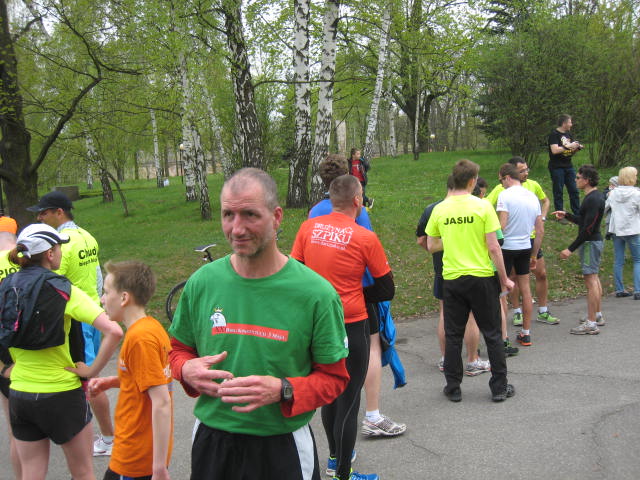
[579,241,603,275]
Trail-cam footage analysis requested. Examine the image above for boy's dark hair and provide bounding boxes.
[578,164,599,187]
[104,260,156,307]
[319,154,348,189]
[472,177,488,197]
[499,163,520,181]
[451,159,479,190]
[557,114,572,127]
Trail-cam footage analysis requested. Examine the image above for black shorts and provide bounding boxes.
[9,387,92,444]
[191,422,320,480]
[103,467,151,480]
[502,248,532,276]
[366,303,379,335]
[433,275,444,300]
[530,238,544,259]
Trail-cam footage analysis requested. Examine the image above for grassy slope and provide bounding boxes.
[71,151,621,323]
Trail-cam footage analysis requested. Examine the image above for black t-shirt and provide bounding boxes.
[566,189,605,251]
[548,129,577,169]
[416,200,444,276]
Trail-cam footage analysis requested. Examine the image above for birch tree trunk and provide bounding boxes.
[85,133,112,202]
[86,166,93,190]
[150,108,163,188]
[287,0,311,208]
[387,94,397,157]
[178,53,198,201]
[362,6,391,161]
[310,0,340,204]
[84,134,97,191]
[191,125,212,220]
[222,0,265,170]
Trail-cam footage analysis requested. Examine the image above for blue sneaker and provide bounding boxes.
[326,451,357,476]
[332,472,379,480]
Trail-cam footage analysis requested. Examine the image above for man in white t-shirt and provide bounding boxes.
[496,163,544,347]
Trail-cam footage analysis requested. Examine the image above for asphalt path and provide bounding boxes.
[2,294,639,479]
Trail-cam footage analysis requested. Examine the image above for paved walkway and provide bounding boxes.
[2,294,639,479]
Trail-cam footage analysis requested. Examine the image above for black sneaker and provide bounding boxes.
[616,291,632,298]
[443,386,461,402]
[492,384,516,402]
[504,339,519,356]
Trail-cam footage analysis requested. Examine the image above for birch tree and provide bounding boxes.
[150,108,164,188]
[287,0,312,208]
[310,0,340,204]
[362,6,392,161]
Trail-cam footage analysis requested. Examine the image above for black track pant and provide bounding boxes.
[321,319,370,480]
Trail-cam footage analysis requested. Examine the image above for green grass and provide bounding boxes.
[68,151,622,323]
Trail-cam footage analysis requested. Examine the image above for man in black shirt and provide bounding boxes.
[552,164,605,335]
[548,114,584,216]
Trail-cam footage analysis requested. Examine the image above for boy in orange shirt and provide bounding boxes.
[88,261,173,480]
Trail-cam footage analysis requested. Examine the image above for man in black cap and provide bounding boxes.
[27,191,115,456]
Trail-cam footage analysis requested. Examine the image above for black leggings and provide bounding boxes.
[321,319,370,480]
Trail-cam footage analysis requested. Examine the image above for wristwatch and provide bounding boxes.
[280,378,293,402]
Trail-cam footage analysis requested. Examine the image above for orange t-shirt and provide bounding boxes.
[291,211,391,323]
[109,316,174,477]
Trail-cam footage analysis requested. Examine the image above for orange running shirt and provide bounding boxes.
[109,316,174,478]
[291,211,391,323]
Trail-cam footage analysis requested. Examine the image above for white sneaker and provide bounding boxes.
[93,435,113,457]
[465,358,491,376]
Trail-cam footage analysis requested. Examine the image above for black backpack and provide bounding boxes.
[0,266,71,350]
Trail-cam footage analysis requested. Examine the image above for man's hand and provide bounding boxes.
[503,277,515,292]
[218,375,282,413]
[529,257,537,270]
[551,210,566,220]
[181,352,234,398]
[65,361,94,378]
[559,248,572,259]
[152,466,170,480]
[87,376,119,399]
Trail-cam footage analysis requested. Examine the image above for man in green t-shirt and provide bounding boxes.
[168,168,349,480]
[27,191,115,456]
[426,159,515,403]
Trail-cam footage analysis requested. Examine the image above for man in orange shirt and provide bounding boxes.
[292,174,394,480]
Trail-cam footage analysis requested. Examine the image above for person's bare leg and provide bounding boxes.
[500,296,508,340]
[61,423,96,480]
[533,257,548,308]
[1,396,21,479]
[584,274,602,321]
[518,274,534,332]
[438,300,445,356]
[15,437,49,480]
[89,391,113,437]
[465,314,480,363]
[364,333,382,413]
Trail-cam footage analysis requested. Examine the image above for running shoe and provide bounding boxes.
[93,435,113,457]
[615,291,632,298]
[536,311,559,325]
[492,384,516,402]
[362,415,406,437]
[579,314,605,326]
[504,338,519,356]
[570,322,600,335]
[326,451,357,477]
[332,472,379,480]
[512,312,523,326]
[516,332,531,346]
[464,358,491,376]
[437,357,444,372]
[443,386,462,402]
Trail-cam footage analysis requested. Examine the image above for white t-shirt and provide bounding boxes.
[496,185,541,250]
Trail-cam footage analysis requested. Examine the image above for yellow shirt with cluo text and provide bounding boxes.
[426,194,501,280]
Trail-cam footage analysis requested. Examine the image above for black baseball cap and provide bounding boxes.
[26,191,73,212]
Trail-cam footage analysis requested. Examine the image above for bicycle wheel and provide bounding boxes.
[165,280,187,323]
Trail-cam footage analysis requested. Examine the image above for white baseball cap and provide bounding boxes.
[17,224,70,258]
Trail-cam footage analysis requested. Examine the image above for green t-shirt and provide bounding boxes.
[486,179,547,207]
[169,256,348,436]
[0,250,18,282]
[9,285,104,393]
[426,194,501,280]
[55,225,101,303]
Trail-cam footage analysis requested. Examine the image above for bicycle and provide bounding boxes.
[165,243,218,322]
